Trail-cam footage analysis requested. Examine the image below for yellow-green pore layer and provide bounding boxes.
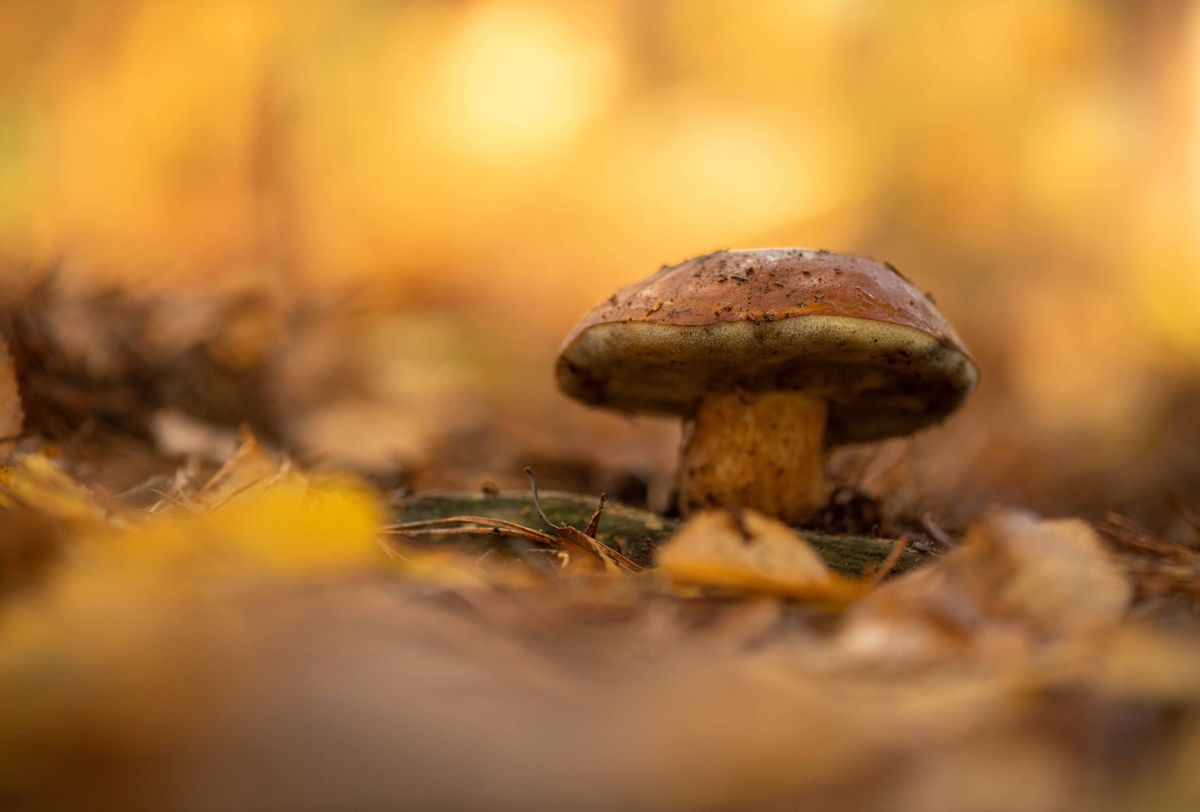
[556,314,978,445]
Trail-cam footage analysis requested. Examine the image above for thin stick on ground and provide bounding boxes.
[385,471,643,574]
[866,536,911,588]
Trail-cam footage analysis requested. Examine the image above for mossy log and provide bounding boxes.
[392,491,926,577]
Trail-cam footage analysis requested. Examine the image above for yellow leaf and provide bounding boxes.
[0,453,108,524]
[98,476,384,580]
[192,430,291,510]
[656,509,868,605]
[204,477,384,576]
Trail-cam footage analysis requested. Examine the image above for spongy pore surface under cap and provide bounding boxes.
[555,248,978,445]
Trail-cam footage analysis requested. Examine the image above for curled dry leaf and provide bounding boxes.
[842,509,1134,662]
[656,509,869,605]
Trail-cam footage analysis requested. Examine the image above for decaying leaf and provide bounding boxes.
[656,509,869,604]
[842,509,1134,662]
[0,336,1190,812]
[973,512,1133,632]
[0,424,1196,812]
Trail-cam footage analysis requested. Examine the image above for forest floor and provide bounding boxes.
[0,279,1198,811]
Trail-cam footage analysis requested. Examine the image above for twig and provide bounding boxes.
[385,520,558,547]
[866,536,911,588]
[524,467,641,572]
[387,515,554,538]
[524,467,558,529]
[582,493,606,539]
[387,472,642,574]
[1101,513,1200,565]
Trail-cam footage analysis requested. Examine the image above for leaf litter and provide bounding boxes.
[1,284,1200,809]
[0,434,1195,810]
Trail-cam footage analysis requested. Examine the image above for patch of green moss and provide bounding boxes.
[393,491,925,576]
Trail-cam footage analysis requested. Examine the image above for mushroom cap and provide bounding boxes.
[556,248,978,444]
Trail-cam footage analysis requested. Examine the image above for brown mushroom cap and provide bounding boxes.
[556,248,978,444]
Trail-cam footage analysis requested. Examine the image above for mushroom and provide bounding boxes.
[555,248,978,524]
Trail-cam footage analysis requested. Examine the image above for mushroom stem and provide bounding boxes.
[678,391,829,523]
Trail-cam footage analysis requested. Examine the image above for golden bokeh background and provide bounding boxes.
[2,0,1198,518]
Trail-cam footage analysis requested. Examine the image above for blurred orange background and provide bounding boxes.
[1,0,1198,521]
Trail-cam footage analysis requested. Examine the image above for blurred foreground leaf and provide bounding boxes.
[843,510,1134,664]
[2,437,1198,810]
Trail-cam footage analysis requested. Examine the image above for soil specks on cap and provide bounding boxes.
[884,260,913,283]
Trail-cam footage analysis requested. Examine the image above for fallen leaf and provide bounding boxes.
[192,430,291,510]
[842,509,1133,663]
[656,509,868,604]
[0,453,109,525]
[108,477,385,581]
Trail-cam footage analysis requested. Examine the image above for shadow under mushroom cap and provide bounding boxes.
[557,314,977,446]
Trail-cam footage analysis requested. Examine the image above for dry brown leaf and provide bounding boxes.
[842,509,1133,662]
[192,430,292,510]
[656,509,868,604]
[970,511,1133,632]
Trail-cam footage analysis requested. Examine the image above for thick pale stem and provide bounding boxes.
[678,391,829,523]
